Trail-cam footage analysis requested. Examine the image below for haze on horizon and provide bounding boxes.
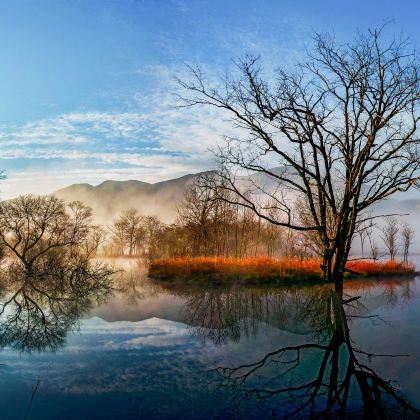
[1,0,420,199]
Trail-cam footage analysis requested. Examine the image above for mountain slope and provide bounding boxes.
[54,172,211,223]
[54,170,420,251]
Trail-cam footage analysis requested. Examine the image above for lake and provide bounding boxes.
[0,259,419,419]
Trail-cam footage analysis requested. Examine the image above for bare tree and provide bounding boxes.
[0,196,92,274]
[382,217,399,261]
[108,220,125,256]
[120,209,144,256]
[178,28,420,289]
[81,225,107,258]
[358,226,368,257]
[401,221,415,263]
[177,182,217,256]
[109,209,144,256]
[177,180,240,257]
[366,229,380,261]
[142,216,164,262]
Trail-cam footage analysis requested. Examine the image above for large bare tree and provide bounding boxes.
[0,196,92,274]
[178,28,420,289]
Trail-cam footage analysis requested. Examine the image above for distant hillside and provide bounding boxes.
[54,172,213,223]
[54,170,420,254]
[53,168,288,223]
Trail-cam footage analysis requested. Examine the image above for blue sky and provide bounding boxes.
[0,0,419,197]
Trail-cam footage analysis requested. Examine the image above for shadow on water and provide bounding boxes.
[205,291,419,418]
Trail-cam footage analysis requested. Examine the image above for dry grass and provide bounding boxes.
[346,260,415,277]
[148,256,415,284]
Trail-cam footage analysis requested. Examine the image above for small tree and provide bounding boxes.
[363,222,380,261]
[401,222,415,264]
[109,220,126,256]
[120,209,144,256]
[110,209,144,256]
[81,225,107,259]
[142,216,164,262]
[178,183,215,256]
[382,217,399,261]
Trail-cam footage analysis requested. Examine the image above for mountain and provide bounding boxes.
[54,170,420,253]
[54,172,213,223]
[53,168,287,224]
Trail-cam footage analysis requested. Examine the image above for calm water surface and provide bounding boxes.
[0,259,419,419]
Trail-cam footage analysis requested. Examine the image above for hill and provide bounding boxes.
[54,172,213,223]
[54,170,420,255]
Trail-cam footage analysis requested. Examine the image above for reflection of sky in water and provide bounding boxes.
[1,318,204,419]
[0,317,299,419]
[0,277,419,419]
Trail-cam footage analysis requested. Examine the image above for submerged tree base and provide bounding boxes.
[148,257,415,284]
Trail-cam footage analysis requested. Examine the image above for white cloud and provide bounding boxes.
[0,60,264,198]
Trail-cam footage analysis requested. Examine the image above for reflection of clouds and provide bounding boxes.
[81,317,188,335]
[1,280,419,416]
[0,316,301,399]
[67,318,193,351]
[2,318,200,377]
[6,319,209,401]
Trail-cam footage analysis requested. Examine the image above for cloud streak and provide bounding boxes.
[0,81,234,197]
[0,12,305,199]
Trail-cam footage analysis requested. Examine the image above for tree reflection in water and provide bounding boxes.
[166,280,420,418]
[113,259,159,305]
[0,257,114,353]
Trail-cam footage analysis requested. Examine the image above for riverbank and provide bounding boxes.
[148,256,415,284]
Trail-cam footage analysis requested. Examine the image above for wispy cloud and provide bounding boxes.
[0,10,307,199]
[0,81,233,197]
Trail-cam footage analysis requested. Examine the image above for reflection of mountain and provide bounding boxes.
[92,278,416,342]
[93,295,313,337]
[92,276,325,338]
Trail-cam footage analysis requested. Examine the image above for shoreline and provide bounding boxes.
[148,256,416,285]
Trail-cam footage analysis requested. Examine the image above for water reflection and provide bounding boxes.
[0,258,114,352]
[149,279,413,344]
[194,288,420,419]
[154,279,420,418]
[0,257,418,419]
[170,286,331,344]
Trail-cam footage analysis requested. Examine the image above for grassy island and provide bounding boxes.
[148,256,415,284]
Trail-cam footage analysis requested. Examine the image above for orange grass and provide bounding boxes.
[148,256,415,284]
[346,259,415,277]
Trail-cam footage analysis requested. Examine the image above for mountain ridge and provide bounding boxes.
[54,171,215,223]
[54,170,420,248]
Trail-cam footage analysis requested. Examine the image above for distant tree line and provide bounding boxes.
[100,180,416,263]
[357,215,415,263]
[101,181,314,261]
[0,188,414,265]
